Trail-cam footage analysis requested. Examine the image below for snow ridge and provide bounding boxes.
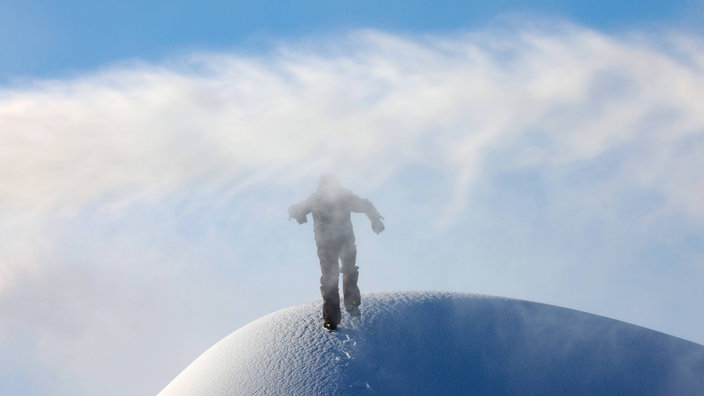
[160,291,704,395]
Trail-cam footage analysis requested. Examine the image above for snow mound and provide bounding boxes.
[160,291,704,395]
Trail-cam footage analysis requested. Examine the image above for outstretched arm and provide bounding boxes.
[349,195,385,234]
[288,199,311,224]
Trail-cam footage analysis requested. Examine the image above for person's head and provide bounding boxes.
[318,173,342,191]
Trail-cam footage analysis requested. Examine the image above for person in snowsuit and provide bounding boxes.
[289,174,384,331]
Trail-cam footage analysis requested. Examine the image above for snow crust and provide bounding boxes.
[160,291,704,395]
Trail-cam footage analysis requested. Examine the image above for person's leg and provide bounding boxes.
[340,242,361,315]
[318,243,341,327]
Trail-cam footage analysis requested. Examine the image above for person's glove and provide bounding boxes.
[288,204,307,224]
[371,217,385,234]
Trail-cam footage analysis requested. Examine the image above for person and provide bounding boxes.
[289,174,385,331]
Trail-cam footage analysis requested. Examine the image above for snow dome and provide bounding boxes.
[160,291,704,395]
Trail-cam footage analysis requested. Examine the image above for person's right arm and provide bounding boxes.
[288,196,312,224]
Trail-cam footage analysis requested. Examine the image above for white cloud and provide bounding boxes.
[2,24,701,220]
[1,22,704,395]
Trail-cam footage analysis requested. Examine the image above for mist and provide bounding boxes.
[1,21,704,395]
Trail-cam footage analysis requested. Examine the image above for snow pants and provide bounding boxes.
[317,237,360,325]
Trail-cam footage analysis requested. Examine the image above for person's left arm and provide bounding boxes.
[348,193,385,234]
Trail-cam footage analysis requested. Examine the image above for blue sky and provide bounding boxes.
[2,0,703,82]
[2,1,704,395]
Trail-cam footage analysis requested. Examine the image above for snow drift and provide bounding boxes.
[160,291,704,395]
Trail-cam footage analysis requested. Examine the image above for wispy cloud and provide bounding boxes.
[2,24,703,219]
[1,21,703,395]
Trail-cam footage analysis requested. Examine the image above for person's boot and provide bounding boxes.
[345,303,361,317]
[321,285,341,328]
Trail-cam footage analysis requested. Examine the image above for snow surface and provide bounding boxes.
[160,291,704,395]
